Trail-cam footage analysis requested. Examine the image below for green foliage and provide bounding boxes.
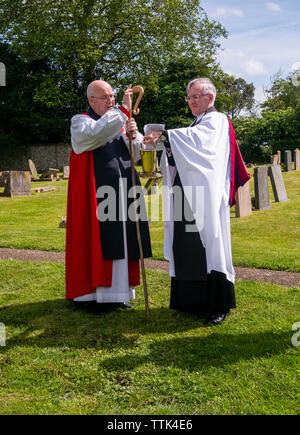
[138,57,214,129]
[262,73,300,112]
[233,104,300,162]
[0,44,70,152]
[217,75,255,119]
[233,73,300,162]
[0,0,227,146]
[138,58,256,130]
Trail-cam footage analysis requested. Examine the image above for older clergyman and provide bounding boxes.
[160,78,250,325]
[65,80,152,314]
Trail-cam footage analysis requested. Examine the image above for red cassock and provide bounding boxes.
[65,149,140,300]
[228,118,251,207]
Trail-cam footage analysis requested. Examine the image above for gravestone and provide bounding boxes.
[33,186,57,193]
[41,168,60,181]
[277,150,281,164]
[284,150,292,171]
[235,180,252,218]
[0,171,9,188]
[268,165,288,202]
[3,171,31,197]
[271,154,279,165]
[63,165,70,179]
[28,159,38,176]
[254,166,271,210]
[293,149,300,171]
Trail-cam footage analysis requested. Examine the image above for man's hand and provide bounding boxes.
[126,118,138,135]
[143,131,162,145]
[122,84,133,109]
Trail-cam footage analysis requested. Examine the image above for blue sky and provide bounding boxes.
[200,0,300,104]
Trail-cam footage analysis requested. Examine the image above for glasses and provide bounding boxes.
[185,93,209,102]
[91,94,115,101]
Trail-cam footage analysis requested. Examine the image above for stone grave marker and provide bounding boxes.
[41,168,60,181]
[268,165,288,202]
[28,159,39,179]
[271,154,279,165]
[235,180,252,218]
[254,166,271,210]
[3,171,31,197]
[293,149,300,171]
[277,150,281,164]
[284,150,292,171]
[63,166,70,179]
[0,171,9,188]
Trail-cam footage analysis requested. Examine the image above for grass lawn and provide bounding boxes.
[0,260,299,415]
[0,168,299,272]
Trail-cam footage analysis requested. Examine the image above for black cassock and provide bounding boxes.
[168,160,236,315]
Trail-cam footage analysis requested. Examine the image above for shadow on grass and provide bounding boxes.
[0,299,293,370]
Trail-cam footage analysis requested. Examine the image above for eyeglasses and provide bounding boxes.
[91,94,115,101]
[185,94,209,102]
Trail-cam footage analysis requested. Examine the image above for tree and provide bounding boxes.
[138,56,214,129]
[216,75,255,119]
[0,43,69,153]
[0,0,227,113]
[262,72,300,112]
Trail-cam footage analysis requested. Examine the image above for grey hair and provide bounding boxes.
[87,82,96,98]
[186,78,216,103]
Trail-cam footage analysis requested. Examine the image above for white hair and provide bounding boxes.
[186,78,216,103]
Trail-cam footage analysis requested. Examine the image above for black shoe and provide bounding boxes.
[204,312,229,325]
[73,301,106,316]
[120,303,134,309]
[73,301,96,311]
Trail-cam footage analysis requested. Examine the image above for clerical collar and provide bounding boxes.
[196,112,206,124]
[87,106,101,121]
[191,106,217,127]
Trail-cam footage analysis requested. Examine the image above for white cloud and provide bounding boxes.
[243,59,268,75]
[212,8,244,18]
[266,2,282,12]
[255,86,267,103]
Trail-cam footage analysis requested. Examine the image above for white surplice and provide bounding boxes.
[160,111,235,284]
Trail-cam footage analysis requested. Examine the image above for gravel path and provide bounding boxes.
[0,247,299,288]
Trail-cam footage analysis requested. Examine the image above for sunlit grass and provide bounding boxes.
[0,260,299,415]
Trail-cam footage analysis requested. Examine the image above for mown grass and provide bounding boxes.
[0,168,299,271]
[0,260,299,415]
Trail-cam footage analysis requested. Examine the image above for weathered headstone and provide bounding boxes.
[271,154,279,165]
[235,180,252,218]
[41,168,60,181]
[33,186,57,193]
[277,150,281,164]
[268,165,288,202]
[3,171,31,197]
[284,150,292,172]
[0,171,9,188]
[293,149,300,171]
[28,159,38,178]
[254,166,271,210]
[63,165,70,179]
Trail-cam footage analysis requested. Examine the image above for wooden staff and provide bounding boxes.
[128,85,150,318]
